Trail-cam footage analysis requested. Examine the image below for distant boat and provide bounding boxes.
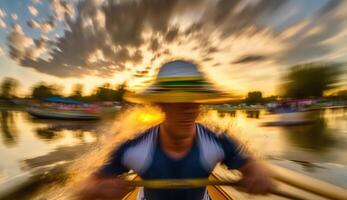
[267,99,313,113]
[27,97,100,120]
[263,99,314,126]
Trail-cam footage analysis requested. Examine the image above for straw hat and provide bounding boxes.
[124,60,238,104]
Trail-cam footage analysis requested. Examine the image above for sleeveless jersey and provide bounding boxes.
[98,123,248,200]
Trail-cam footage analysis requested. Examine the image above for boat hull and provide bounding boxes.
[27,107,100,120]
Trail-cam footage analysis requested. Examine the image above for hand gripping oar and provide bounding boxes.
[126,178,309,200]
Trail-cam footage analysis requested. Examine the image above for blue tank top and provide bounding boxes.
[98,123,248,200]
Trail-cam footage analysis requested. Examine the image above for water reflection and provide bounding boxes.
[33,120,99,143]
[36,127,62,141]
[0,111,18,146]
[215,110,261,118]
[1,108,347,198]
[245,110,260,118]
[0,111,105,187]
[282,112,337,153]
[216,110,236,118]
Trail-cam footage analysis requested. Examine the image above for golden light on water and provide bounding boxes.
[33,106,164,199]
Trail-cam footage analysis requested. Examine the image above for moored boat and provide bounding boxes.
[27,97,100,120]
[264,99,314,126]
[28,106,100,120]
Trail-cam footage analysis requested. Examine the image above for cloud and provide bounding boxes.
[0,18,6,28]
[205,47,219,54]
[0,8,6,18]
[0,46,5,56]
[7,24,35,60]
[50,0,74,22]
[148,37,159,52]
[27,20,39,29]
[11,14,18,21]
[7,25,51,62]
[28,5,39,16]
[232,54,267,64]
[132,50,143,64]
[5,0,347,83]
[164,27,180,42]
[27,19,55,33]
[275,0,345,65]
[26,42,49,60]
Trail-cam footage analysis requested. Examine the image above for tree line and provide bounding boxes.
[0,79,126,102]
[244,62,346,105]
[1,62,346,103]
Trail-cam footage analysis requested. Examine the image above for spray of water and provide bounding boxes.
[35,106,255,200]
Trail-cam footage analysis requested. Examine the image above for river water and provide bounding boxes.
[0,108,347,198]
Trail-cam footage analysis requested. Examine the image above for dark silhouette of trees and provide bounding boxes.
[31,83,61,99]
[282,62,342,98]
[245,91,263,105]
[0,77,19,99]
[11,80,127,101]
[70,84,84,100]
[93,83,126,101]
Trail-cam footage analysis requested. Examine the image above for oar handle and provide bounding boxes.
[126,179,308,200]
[127,179,237,188]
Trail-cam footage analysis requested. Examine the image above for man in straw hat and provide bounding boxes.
[77,60,273,200]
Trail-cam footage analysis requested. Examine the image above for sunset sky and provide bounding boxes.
[0,0,347,97]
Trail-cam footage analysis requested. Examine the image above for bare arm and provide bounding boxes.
[74,174,134,200]
[237,157,274,194]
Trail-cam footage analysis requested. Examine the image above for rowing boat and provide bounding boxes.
[27,106,100,120]
[122,164,347,200]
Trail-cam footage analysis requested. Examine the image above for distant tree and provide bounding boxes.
[114,83,126,101]
[263,95,278,103]
[95,86,115,101]
[0,77,19,99]
[93,82,127,101]
[282,62,341,98]
[336,90,347,100]
[70,84,84,99]
[337,90,347,97]
[31,83,61,99]
[245,91,263,105]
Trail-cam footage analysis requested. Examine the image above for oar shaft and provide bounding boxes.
[128,179,237,188]
[127,179,308,200]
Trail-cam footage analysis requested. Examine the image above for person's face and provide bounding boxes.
[158,103,201,136]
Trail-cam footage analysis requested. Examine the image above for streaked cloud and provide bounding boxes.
[232,55,267,64]
[2,0,347,94]
[0,8,6,18]
[0,18,6,28]
[27,19,55,33]
[28,5,38,16]
[7,24,35,60]
[50,0,74,22]
[11,14,18,21]
[0,46,5,56]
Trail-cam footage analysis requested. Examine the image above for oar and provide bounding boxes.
[127,178,310,200]
[268,164,347,200]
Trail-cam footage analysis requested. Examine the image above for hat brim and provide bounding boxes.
[124,91,240,104]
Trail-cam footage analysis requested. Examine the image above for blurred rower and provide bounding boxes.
[76,60,274,200]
